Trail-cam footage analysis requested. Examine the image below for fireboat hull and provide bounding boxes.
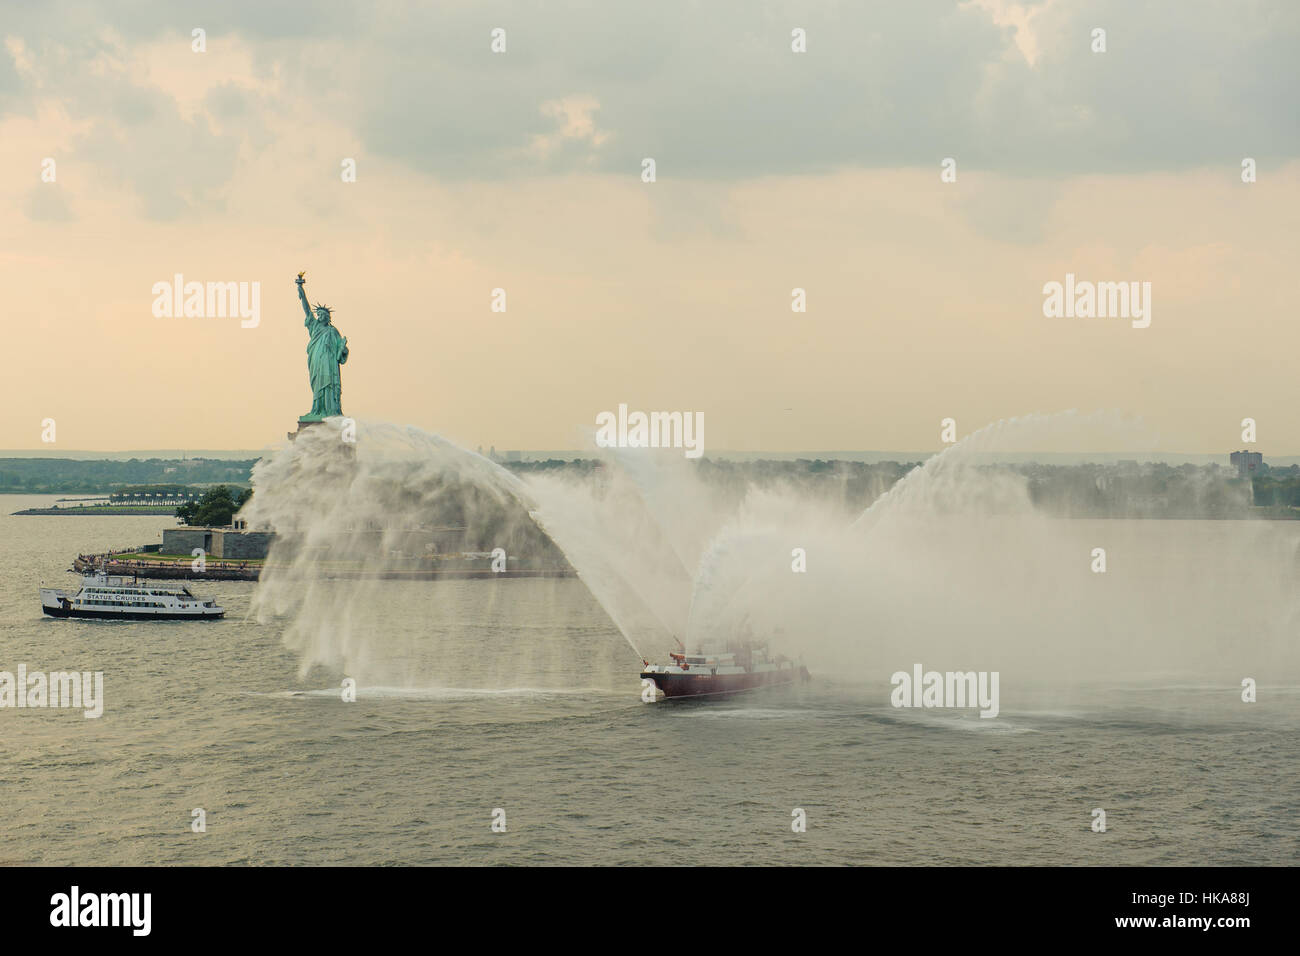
[640,666,810,699]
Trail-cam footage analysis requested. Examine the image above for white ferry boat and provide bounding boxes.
[40,570,225,620]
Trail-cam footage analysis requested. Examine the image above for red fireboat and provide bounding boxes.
[640,636,809,700]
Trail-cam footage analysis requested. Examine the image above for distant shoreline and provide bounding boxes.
[16,506,1298,520]
[69,552,576,582]
[12,506,178,516]
[4,449,1300,466]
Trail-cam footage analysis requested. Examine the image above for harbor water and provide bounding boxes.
[2,496,1297,865]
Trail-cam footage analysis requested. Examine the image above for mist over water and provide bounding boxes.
[695,412,1300,687]
[243,422,575,687]
[524,449,736,661]
[244,415,1300,698]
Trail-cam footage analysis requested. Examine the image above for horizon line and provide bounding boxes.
[0,448,1291,463]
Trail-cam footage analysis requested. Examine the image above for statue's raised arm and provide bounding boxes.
[296,271,313,324]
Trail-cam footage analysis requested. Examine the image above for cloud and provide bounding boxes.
[336,0,1300,179]
[1,0,1296,204]
[71,90,242,221]
[0,40,18,99]
[963,0,1059,66]
[24,184,73,221]
[528,95,609,164]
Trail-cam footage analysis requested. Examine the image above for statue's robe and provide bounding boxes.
[304,316,348,419]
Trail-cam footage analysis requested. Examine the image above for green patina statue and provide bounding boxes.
[296,272,349,421]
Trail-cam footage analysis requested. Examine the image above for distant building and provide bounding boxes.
[162,527,275,560]
[1230,450,1263,477]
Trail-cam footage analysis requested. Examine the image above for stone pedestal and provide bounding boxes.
[288,418,356,458]
[288,418,327,441]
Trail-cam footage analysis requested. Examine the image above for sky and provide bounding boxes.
[1,0,1297,455]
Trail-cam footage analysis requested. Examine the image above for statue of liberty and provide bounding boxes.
[295,272,349,421]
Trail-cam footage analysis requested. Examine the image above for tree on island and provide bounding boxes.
[176,486,253,527]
